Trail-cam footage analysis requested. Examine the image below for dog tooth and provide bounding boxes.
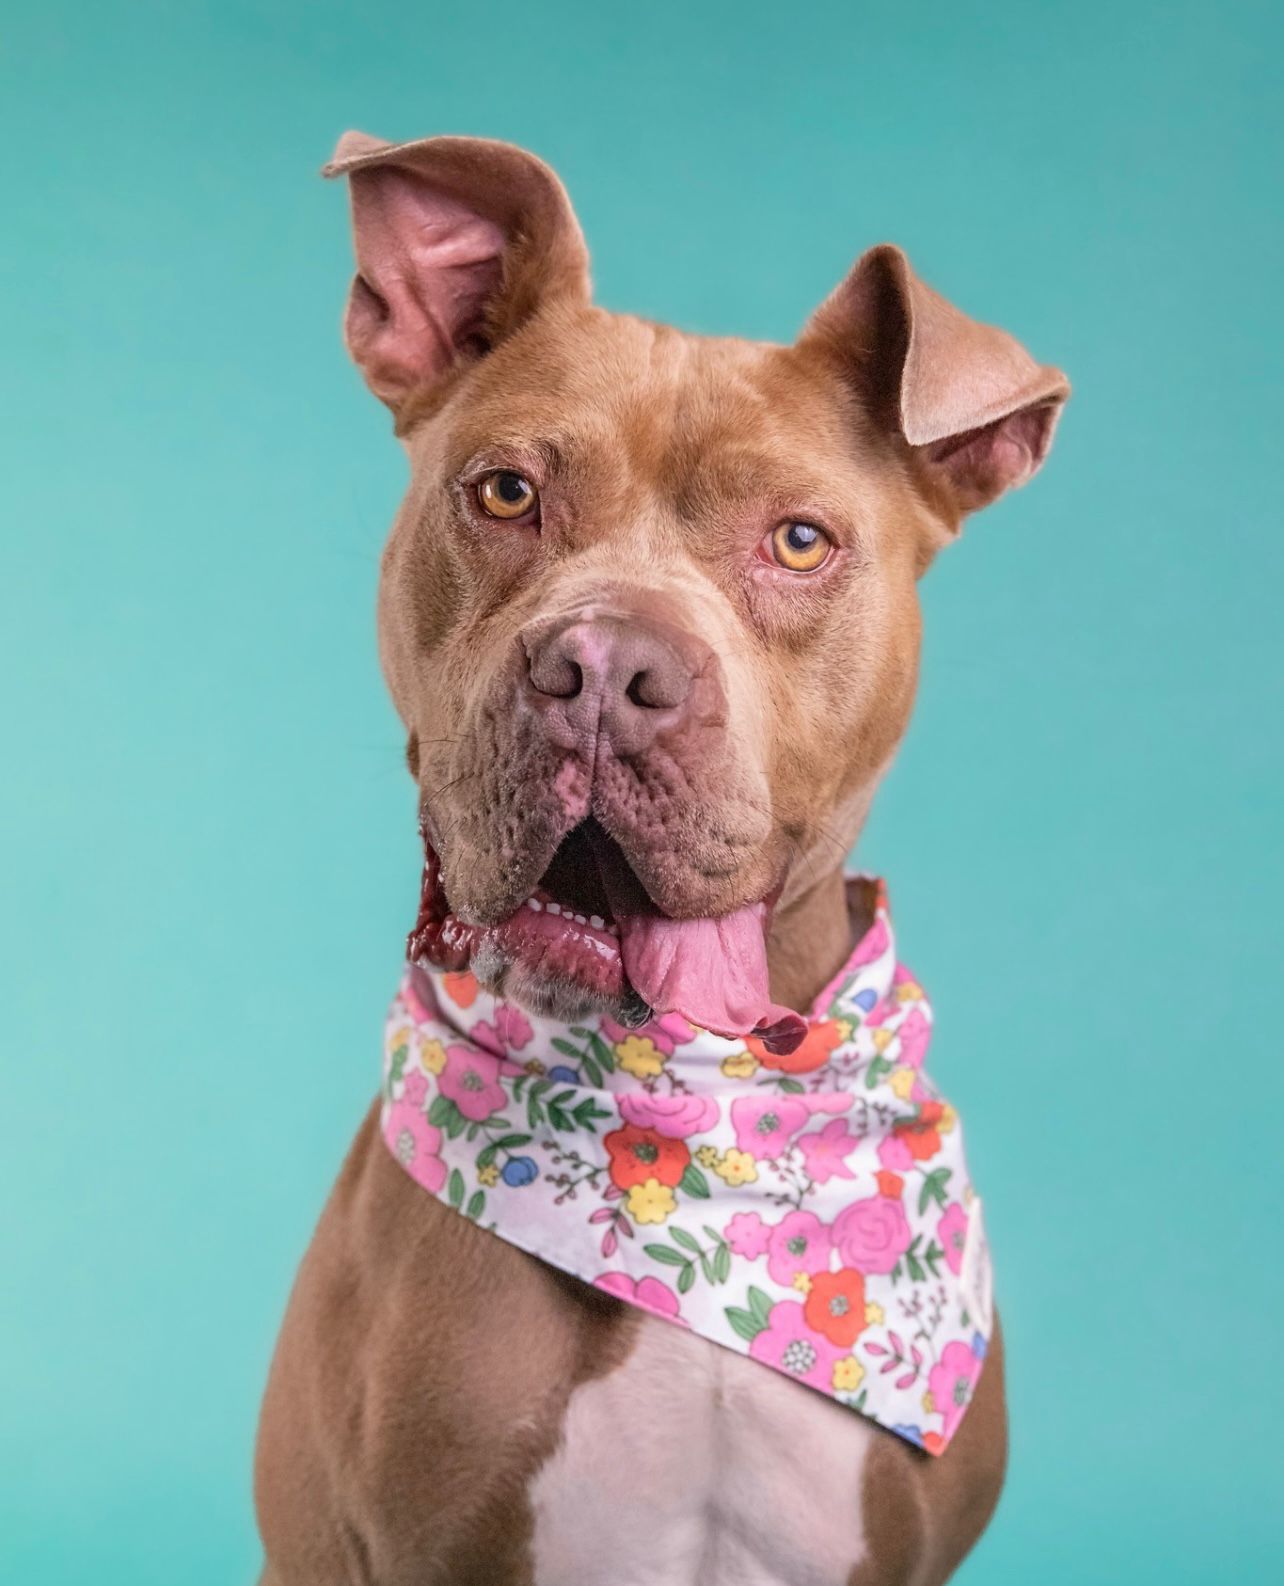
[589,915,605,930]
[528,897,542,912]
[547,901,562,916]
[574,913,587,925]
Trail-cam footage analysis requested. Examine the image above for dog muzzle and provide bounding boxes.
[380,877,992,1455]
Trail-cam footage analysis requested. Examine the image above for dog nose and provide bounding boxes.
[523,612,700,753]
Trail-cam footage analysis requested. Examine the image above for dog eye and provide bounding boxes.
[478,470,539,521]
[765,521,832,573]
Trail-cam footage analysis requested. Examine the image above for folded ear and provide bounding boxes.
[801,244,1069,522]
[323,132,590,417]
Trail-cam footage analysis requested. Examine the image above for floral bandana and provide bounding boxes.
[380,879,993,1455]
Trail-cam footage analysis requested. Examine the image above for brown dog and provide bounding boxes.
[254,131,1068,1586]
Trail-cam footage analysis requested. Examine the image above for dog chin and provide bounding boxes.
[470,941,652,1028]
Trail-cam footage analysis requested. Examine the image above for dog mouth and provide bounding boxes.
[406,818,805,1054]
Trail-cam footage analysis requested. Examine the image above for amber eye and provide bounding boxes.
[478,470,539,520]
[767,521,832,573]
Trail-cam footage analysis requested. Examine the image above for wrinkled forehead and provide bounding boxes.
[425,310,885,518]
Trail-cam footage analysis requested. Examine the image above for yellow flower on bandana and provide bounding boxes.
[477,1163,500,1187]
[713,1148,758,1187]
[938,1103,957,1135]
[896,980,924,1003]
[792,1271,813,1295]
[419,1037,447,1076]
[888,1067,915,1101]
[864,1301,885,1326]
[616,1036,664,1079]
[524,1058,546,1076]
[872,1027,894,1054]
[833,1357,865,1392]
[720,1050,759,1079]
[834,1016,857,1041]
[626,1178,677,1224]
[696,1144,720,1168]
[921,1389,936,1415]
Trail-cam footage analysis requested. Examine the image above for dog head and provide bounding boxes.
[325,132,1068,1039]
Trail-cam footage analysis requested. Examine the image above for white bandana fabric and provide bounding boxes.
[380,880,993,1455]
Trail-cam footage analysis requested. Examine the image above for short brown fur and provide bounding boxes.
[255,131,1065,1584]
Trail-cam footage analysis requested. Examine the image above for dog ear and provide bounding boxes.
[802,245,1069,522]
[323,132,590,416]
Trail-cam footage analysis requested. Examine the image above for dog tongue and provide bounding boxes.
[615,905,807,1056]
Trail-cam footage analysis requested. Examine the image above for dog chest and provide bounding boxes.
[527,1314,878,1586]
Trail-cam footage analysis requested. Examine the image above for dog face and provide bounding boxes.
[327,133,1067,1031]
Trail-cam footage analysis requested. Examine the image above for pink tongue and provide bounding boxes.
[616,905,807,1056]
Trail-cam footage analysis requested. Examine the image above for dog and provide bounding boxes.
[254,130,1068,1586]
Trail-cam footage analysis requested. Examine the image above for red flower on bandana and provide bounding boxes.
[748,1017,844,1075]
[893,1099,944,1162]
[804,1268,868,1348]
[442,970,479,1009]
[604,1124,691,1190]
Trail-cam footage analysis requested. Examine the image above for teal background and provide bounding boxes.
[3,2,1281,1581]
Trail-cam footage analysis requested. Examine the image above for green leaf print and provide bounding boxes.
[644,1243,688,1267]
[679,1163,711,1199]
[447,1168,465,1209]
[726,1305,769,1342]
[747,1286,774,1327]
[572,1097,611,1131]
[917,1167,952,1215]
[569,1027,616,1073]
[670,1227,701,1254]
[465,1190,485,1220]
[677,1263,696,1295]
[427,1094,456,1129]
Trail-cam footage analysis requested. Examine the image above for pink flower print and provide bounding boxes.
[928,1339,983,1442]
[493,1003,534,1051]
[383,1098,446,1194]
[938,1202,969,1276]
[897,1008,931,1071]
[439,1044,507,1121]
[725,1211,772,1259]
[766,1211,833,1286]
[749,1300,844,1391]
[832,1194,911,1274]
[798,1118,860,1185]
[849,914,889,969]
[618,1092,720,1139]
[731,1096,810,1159]
[600,1010,695,1056]
[595,1271,688,1325]
[402,1070,429,1108]
[877,1133,914,1172]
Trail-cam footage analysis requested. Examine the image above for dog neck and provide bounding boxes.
[767,863,871,1016]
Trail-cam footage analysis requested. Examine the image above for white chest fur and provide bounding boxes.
[529,1314,876,1586]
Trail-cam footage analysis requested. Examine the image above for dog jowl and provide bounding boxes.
[326,130,1068,1063]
